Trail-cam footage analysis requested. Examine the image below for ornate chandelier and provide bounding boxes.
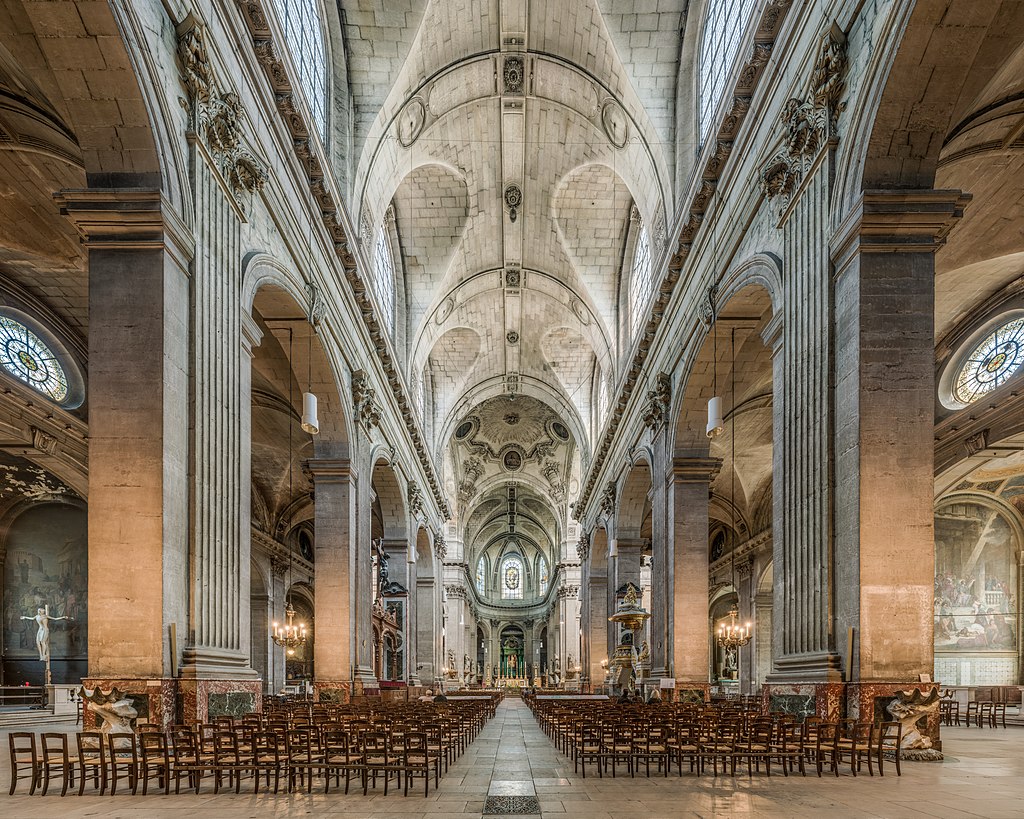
[716,606,751,650]
[272,601,307,654]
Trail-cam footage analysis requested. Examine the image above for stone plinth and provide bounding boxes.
[83,678,178,731]
[313,680,352,704]
[177,679,262,724]
[762,681,846,721]
[846,681,941,749]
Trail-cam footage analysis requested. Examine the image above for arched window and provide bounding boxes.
[501,554,523,600]
[538,556,548,595]
[629,215,653,338]
[476,556,486,595]
[372,220,396,336]
[0,311,83,408]
[697,0,759,144]
[271,0,329,142]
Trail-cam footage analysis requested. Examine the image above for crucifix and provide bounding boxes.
[20,605,71,686]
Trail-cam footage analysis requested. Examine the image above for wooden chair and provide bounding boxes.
[106,732,139,796]
[604,724,635,778]
[701,723,738,777]
[170,728,208,794]
[361,731,399,796]
[875,721,902,777]
[323,728,361,795]
[809,721,839,777]
[738,720,773,776]
[251,730,285,794]
[139,731,170,795]
[667,722,700,776]
[633,722,670,777]
[40,733,76,797]
[8,732,40,796]
[991,702,1007,728]
[286,727,324,793]
[769,721,804,776]
[574,723,604,778]
[836,721,874,776]
[402,731,436,796]
[75,732,108,795]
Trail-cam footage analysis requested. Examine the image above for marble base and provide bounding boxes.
[846,680,941,750]
[762,681,845,720]
[313,680,352,704]
[674,682,710,704]
[177,678,262,724]
[82,678,177,731]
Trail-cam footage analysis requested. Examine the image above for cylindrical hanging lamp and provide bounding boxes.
[706,395,724,439]
[301,391,319,434]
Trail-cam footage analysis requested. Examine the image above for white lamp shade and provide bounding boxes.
[706,395,724,439]
[301,392,319,434]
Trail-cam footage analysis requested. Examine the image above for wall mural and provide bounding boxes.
[934,500,1017,654]
[0,452,86,684]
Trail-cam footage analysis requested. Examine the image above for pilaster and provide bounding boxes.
[669,457,721,685]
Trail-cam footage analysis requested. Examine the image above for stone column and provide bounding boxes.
[307,458,355,702]
[353,462,378,693]
[583,563,608,690]
[669,457,721,697]
[59,188,192,728]
[736,560,755,695]
[648,437,670,678]
[831,191,968,694]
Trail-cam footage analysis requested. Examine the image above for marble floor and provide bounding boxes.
[2,698,1024,818]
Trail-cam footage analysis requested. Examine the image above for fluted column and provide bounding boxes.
[669,457,721,685]
[831,190,968,681]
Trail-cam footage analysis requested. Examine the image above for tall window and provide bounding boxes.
[629,217,653,338]
[501,555,523,600]
[476,556,486,595]
[272,0,328,142]
[698,0,758,144]
[372,223,396,335]
[538,556,548,595]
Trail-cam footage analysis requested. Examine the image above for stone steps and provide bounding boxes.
[0,709,76,728]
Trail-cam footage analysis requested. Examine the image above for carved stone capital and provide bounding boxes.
[408,481,425,519]
[672,456,723,484]
[576,531,590,562]
[599,481,616,518]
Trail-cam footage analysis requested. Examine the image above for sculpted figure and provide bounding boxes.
[21,607,70,661]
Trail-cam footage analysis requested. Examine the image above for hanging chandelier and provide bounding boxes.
[273,601,307,653]
[716,606,752,650]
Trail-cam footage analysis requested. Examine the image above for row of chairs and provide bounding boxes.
[9,701,491,798]
[940,699,1008,728]
[534,704,905,779]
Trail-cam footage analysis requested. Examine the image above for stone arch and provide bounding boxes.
[616,459,653,539]
[371,458,408,541]
[243,254,352,452]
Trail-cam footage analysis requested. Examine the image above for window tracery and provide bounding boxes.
[0,316,69,404]
[698,0,759,143]
[953,317,1024,405]
[271,0,328,142]
[629,217,653,338]
[372,222,396,336]
[538,556,548,595]
[476,556,486,595]
[501,554,523,600]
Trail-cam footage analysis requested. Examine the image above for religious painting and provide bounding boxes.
[3,502,88,682]
[934,501,1017,654]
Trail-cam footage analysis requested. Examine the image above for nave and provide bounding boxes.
[3,697,1024,818]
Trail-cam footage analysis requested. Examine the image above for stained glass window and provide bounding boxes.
[538,556,548,595]
[698,0,759,144]
[953,318,1024,405]
[629,218,653,338]
[271,0,328,142]
[501,555,523,600]
[476,556,486,595]
[372,223,396,336]
[0,317,69,403]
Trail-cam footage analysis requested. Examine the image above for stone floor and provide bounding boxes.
[2,698,1024,817]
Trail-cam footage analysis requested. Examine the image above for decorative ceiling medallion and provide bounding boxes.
[571,299,590,325]
[435,296,455,323]
[503,56,524,95]
[504,413,520,425]
[501,446,525,472]
[506,330,520,344]
[601,99,629,149]
[505,267,521,288]
[397,97,426,147]
[504,184,522,223]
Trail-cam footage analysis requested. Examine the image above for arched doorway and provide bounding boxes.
[499,625,525,680]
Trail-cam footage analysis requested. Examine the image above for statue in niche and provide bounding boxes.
[21,606,71,661]
[463,653,472,676]
[637,641,650,667]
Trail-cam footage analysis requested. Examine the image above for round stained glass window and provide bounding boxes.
[953,318,1024,405]
[0,316,69,403]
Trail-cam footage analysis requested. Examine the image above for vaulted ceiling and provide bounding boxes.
[337,0,690,535]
